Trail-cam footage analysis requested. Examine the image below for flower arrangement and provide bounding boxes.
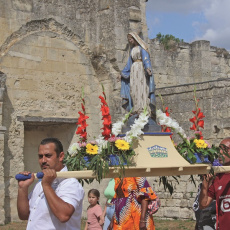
[157,88,219,164]
[65,86,149,182]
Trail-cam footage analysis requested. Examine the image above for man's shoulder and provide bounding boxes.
[216,173,230,179]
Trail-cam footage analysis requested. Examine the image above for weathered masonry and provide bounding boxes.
[0,0,229,224]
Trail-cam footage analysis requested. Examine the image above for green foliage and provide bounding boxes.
[64,141,136,184]
[159,175,180,195]
[175,135,220,164]
[156,32,184,50]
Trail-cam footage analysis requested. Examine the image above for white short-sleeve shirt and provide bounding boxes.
[27,166,84,230]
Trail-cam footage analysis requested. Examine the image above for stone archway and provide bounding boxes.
[0,18,92,58]
[0,18,116,222]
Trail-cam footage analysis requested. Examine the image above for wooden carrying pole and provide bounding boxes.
[35,166,230,180]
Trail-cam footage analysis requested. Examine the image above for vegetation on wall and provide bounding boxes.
[156,32,184,50]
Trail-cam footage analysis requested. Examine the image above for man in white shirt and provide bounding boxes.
[17,137,84,230]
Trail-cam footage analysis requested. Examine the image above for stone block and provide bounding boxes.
[129,7,141,22]
[164,207,180,218]
[58,49,80,62]
[0,209,5,225]
[171,192,183,199]
[9,50,41,62]
[12,0,33,12]
[47,48,59,61]
[37,36,51,48]
[114,26,128,49]
[165,198,182,207]
[179,207,193,219]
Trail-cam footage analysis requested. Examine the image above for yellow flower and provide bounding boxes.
[86,143,98,155]
[194,139,208,149]
[115,139,130,150]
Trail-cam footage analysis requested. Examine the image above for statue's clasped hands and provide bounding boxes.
[146,68,152,76]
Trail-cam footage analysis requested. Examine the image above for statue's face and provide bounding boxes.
[128,35,138,46]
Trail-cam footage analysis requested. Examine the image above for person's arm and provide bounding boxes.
[107,215,114,230]
[100,201,107,225]
[99,215,104,226]
[42,169,75,223]
[139,199,148,230]
[17,171,35,220]
[199,174,214,209]
[84,221,88,230]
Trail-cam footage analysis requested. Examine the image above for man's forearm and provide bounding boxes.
[42,184,74,223]
[17,187,30,220]
[199,183,211,209]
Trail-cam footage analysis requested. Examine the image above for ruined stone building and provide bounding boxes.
[0,0,230,224]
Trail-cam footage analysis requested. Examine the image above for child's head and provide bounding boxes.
[88,189,100,206]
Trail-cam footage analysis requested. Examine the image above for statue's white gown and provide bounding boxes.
[130,46,149,113]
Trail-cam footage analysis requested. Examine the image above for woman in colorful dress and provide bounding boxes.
[121,32,156,119]
[107,177,157,230]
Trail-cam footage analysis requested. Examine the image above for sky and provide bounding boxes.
[146,0,230,51]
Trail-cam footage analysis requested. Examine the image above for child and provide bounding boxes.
[85,189,103,230]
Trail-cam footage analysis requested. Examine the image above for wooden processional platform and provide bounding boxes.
[32,133,230,180]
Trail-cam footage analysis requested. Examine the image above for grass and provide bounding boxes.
[154,219,195,230]
[0,219,196,230]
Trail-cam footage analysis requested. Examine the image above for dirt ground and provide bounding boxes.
[0,219,196,230]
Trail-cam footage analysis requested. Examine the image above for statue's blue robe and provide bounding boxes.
[120,46,156,112]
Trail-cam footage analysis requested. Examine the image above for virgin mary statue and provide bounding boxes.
[120,32,156,120]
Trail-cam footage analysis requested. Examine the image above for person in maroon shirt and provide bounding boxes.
[199,137,230,230]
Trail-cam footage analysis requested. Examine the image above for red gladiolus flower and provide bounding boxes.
[197,110,205,119]
[77,112,89,124]
[76,126,84,134]
[197,120,204,129]
[189,117,196,123]
[102,127,111,138]
[103,115,112,125]
[99,96,107,105]
[165,127,171,132]
[159,106,173,139]
[101,106,110,116]
[76,90,89,141]
[80,121,88,129]
[99,90,112,140]
[189,90,205,134]
[81,103,85,112]
[165,107,170,117]
[190,123,197,131]
[81,132,87,140]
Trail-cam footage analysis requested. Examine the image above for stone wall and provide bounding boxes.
[150,40,230,88]
[156,79,230,144]
[0,0,147,224]
[0,72,6,224]
[0,0,230,224]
